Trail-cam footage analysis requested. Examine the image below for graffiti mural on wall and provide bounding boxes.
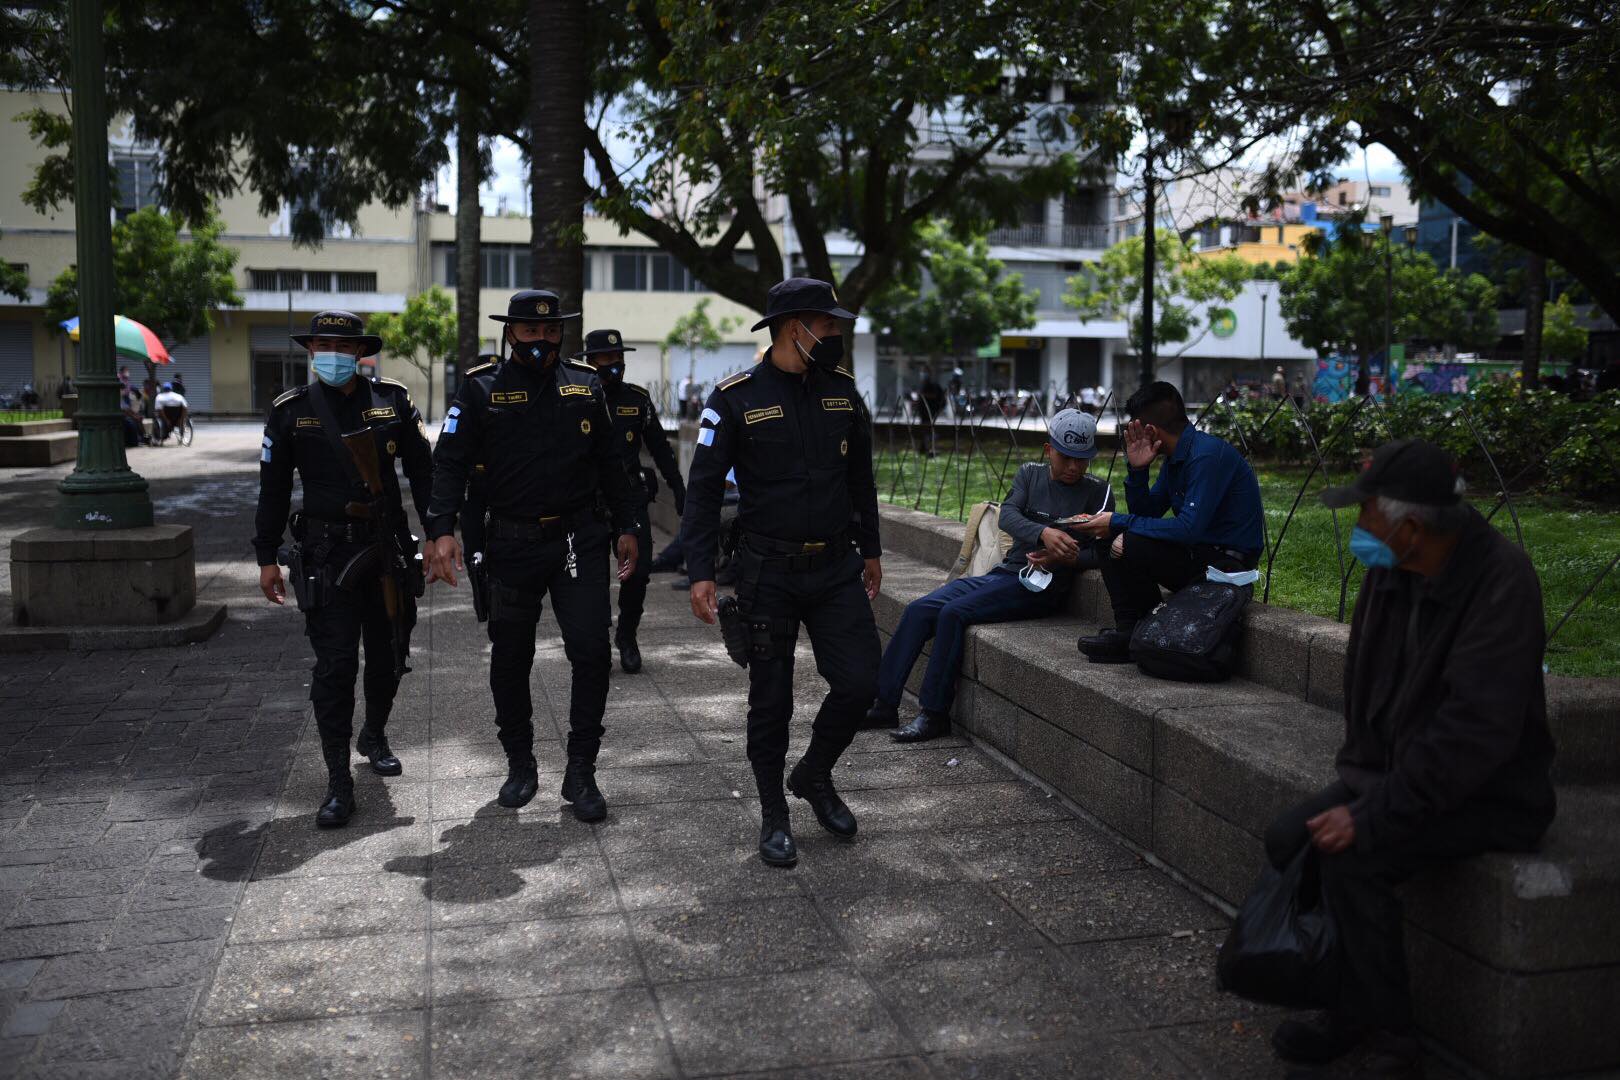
[1313,354,1475,401]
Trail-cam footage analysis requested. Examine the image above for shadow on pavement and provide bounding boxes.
[196,777,416,881]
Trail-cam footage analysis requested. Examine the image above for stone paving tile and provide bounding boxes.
[200,932,427,1025]
[30,941,216,1000]
[731,1059,932,1080]
[990,868,1228,945]
[430,987,673,1080]
[631,895,843,984]
[428,856,620,925]
[658,967,909,1075]
[229,872,429,943]
[592,797,760,854]
[1061,930,1278,1029]
[821,883,1045,968]
[939,819,1143,882]
[935,1033,1201,1078]
[606,843,802,911]
[422,813,601,867]
[179,1011,426,1079]
[432,914,643,1004]
[251,821,434,880]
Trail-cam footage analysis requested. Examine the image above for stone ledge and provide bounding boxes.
[0,418,72,437]
[0,431,78,467]
[0,602,227,653]
[10,523,194,562]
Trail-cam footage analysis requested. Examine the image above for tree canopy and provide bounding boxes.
[868,222,1036,361]
[1063,230,1250,358]
[662,299,742,383]
[367,287,457,418]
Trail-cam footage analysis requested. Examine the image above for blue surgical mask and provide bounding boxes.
[312,350,356,387]
[1350,525,1399,569]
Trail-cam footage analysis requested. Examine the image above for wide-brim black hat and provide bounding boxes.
[291,309,382,357]
[489,289,581,324]
[749,276,856,332]
[572,328,637,359]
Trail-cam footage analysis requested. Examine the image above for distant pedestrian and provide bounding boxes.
[1271,365,1287,398]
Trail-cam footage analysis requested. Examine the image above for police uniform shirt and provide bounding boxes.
[425,357,639,538]
[253,377,434,566]
[606,381,681,498]
[681,358,881,582]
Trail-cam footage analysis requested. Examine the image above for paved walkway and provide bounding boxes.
[1,422,1308,1079]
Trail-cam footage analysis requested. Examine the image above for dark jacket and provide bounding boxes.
[1338,506,1556,854]
[1110,427,1265,554]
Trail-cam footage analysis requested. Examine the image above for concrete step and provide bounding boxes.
[0,418,71,437]
[0,431,78,467]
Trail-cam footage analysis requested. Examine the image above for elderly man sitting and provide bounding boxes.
[1255,439,1556,1077]
[864,410,1114,742]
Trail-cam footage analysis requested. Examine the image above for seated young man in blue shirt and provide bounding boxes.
[1074,381,1265,663]
[865,410,1114,742]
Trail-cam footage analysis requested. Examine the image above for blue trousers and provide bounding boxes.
[876,568,1064,715]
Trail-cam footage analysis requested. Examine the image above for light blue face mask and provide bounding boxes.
[1350,525,1400,569]
[312,350,356,387]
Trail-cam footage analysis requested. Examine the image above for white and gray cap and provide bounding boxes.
[1048,409,1099,459]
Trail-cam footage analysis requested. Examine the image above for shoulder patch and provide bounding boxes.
[272,385,309,408]
[717,371,752,391]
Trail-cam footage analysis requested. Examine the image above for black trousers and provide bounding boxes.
[742,548,880,808]
[486,525,612,768]
[613,512,654,640]
[1265,781,1544,1031]
[305,553,415,786]
[1101,533,1255,632]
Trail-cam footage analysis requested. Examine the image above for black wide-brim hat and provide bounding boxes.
[572,328,637,359]
[489,289,581,324]
[749,277,856,332]
[290,310,382,357]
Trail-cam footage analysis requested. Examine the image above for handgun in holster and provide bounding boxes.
[278,543,324,612]
[717,595,751,668]
[468,551,490,623]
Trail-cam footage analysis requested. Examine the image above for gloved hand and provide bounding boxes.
[674,485,687,517]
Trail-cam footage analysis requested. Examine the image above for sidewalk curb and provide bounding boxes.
[0,602,228,652]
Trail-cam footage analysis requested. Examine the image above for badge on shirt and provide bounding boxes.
[559,385,592,398]
[821,397,853,412]
[840,438,848,457]
[296,416,320,429]
[490,391,528,405]
[580,418,592,434]
[386,439,397,455]
[616,406,640,416]
[744,406,784,424]
[362,406,396,421]
[625,431,635,442]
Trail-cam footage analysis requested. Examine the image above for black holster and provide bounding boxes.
[488,574,543,623]
[468,552,490,623]
[717,595,751,668]
[278,542,328,613]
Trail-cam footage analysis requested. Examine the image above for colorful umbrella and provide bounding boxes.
[59,315,172,365]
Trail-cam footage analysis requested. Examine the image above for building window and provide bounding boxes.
[1370,185,1392,197]
[612,252,647,291]
[334,271,376,293]
[113,154,160,219]
[481,246,510,289]
[247,268,376,293]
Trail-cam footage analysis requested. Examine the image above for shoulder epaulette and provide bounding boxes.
[464,361,496,377]
[376,376,413,398]
[272,385,308,408]
[564,360,598,375]
[717,370,752,391]
[831,366,855,380]
[624,382,650,398]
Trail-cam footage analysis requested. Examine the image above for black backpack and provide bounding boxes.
[1129,580,1251,682]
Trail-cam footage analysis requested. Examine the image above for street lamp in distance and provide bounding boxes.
[1381,214,1395,397]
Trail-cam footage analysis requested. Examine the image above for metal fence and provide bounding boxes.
[0,376,72,419]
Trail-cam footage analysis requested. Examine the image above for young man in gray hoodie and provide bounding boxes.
[866,410,1114,742]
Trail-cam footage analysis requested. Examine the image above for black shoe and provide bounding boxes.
[786,760,857,839]
[355,727,402,776]
[616,633,642,675]
[497,764,539,809]
[891,710,951,743]
[316,784,355,828]
[1272,1013,1368,1065]
[561,758,608,822]
[1078,627,1133,663]
[758,810,798,867]
[859,701,899,730]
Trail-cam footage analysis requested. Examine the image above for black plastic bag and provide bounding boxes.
[1216,846,1340,1008]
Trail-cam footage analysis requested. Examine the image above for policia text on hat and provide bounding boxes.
[680,278,884,868]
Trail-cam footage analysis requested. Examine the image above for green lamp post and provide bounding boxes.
[55,0,153,530]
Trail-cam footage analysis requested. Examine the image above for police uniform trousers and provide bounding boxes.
[613,511,654,641]
[741,545,880,803]
[305,543,416,784]
[486,524,613,768]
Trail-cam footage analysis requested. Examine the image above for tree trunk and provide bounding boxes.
[455,92,483,385]
[1354,339,1372,397]
[528,0,588,359]
[1522,251,1545,390]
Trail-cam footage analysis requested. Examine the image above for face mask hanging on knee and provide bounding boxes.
[1019,563,1053,592]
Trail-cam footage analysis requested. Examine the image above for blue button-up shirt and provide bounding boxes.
[1110,427,1265,552]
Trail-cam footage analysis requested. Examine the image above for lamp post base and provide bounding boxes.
[53,486,154,530]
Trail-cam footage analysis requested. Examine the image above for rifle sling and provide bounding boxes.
[306,378,377,510]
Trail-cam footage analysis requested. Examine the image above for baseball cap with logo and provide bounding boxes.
[1049,409,1098,459]
[1319,438,1463,509]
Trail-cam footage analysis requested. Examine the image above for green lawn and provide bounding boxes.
[0,410,64,423]
[874,445,1619,677]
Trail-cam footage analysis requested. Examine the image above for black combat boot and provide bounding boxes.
[561,757,608,822]
[316,775,356,828]
[355,725,402,776]
[615,629,643,675]
[758,805,797,867]
[497,759,539,809]
[787,758,857,839]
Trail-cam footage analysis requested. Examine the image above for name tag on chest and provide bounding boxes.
[821,397,852,412]
[362,406,396,422]
[558,385,592,398]
[490,390,528,405]
[616,406,640,416]
[744,406,784,424]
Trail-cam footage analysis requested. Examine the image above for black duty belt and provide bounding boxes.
[741,531,849,572]
[489,507,596,541]
[303,516,382,544]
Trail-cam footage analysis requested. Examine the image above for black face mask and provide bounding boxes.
[795,325,845,373]
[521,338,560,367]
[596,361,625,386]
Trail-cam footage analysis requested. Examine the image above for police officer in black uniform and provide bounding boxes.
[681,278,884,867]
[425,290,640,821]
[254,311,433,827]
[573,328,687,674]
[457,353,503,563]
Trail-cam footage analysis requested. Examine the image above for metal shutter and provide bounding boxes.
[0,321,34,397]
[251,324,301,352]
[165,337,212,413]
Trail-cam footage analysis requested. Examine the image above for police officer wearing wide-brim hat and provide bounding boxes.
[425,290,640,821]
[680,277,883,867]
[573,328,687,674]
[254,310,434,827]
